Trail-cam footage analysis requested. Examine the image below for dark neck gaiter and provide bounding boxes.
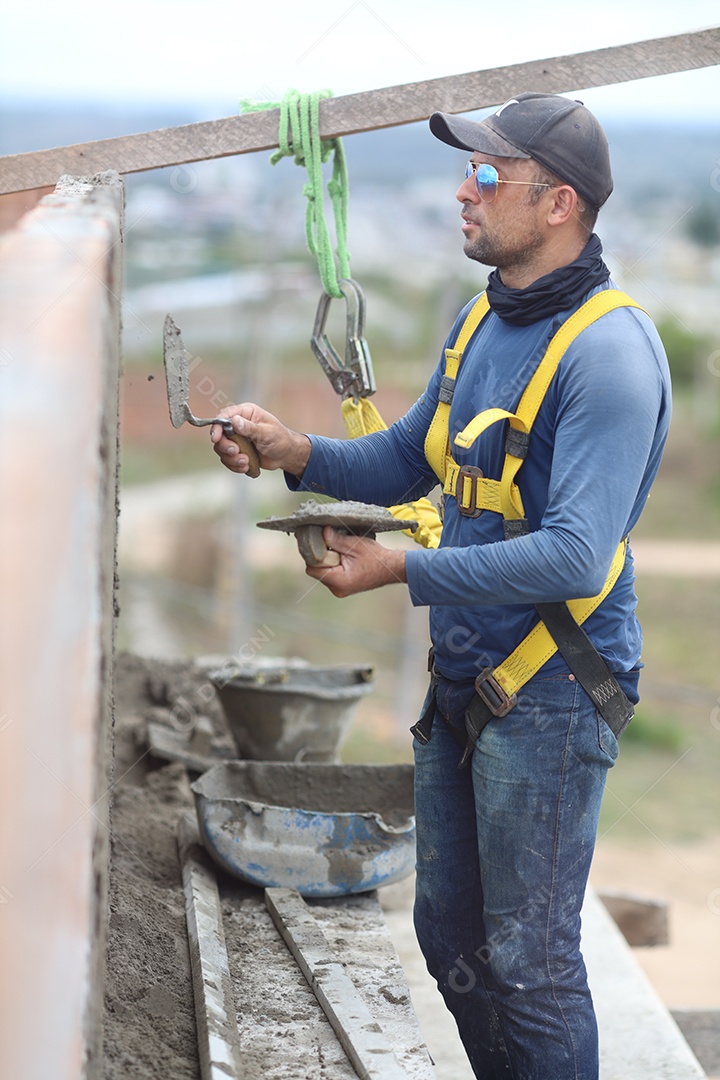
[485,233,611,326]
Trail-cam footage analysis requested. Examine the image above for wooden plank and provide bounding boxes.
[265,887,411,1079]
[1,27,719,194]
[177,814,247,1080]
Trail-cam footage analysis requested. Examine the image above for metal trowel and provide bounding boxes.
[163,314,261,477]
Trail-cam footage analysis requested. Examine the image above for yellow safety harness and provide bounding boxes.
[411,288,645,755]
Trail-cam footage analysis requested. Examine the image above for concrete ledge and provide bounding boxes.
[0,172,123,1079]
[583,888,706,1079]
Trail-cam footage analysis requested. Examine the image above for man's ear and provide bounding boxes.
[547,185,578,227]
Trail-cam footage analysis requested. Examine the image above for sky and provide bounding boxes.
[1,0,719,124]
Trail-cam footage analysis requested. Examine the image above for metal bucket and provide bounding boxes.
[209,660,374,762]
[191,761,415,897]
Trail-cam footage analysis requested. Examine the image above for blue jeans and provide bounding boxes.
[413,669,639,1080]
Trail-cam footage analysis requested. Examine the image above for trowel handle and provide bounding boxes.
[295,525,341,568]
[222,424,261,479]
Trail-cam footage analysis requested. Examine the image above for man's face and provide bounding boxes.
[456,153,549,276]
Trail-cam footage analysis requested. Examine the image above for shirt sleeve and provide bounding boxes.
[405,308,671,606]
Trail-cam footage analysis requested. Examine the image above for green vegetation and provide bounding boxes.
[656,316,715,389]
[598,566,720,843]
[622,709,687,753]
[685,200,720,249]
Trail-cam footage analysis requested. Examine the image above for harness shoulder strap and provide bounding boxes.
[424,293,490,482]
[510,288,644,434]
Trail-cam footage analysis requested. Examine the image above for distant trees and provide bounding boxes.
[685,201,720,248]
[656,317,713,389]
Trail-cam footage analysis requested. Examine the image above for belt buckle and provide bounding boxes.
[474,667,517,717]
[455,464,484,517]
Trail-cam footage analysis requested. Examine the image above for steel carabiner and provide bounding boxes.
[310,278,376,400]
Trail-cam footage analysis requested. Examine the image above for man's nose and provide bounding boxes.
[456,175,478,203]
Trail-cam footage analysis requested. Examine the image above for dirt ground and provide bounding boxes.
[104,655,203,1079]
[105,652,719,1078]
[590,837,720,1011]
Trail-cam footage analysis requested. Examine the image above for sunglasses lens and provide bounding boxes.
[465,162,498,201]
[464,163,498,201]
[475,163,498,202]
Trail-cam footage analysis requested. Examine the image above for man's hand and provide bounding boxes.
[211,403,311,477]
[305,526,407,598]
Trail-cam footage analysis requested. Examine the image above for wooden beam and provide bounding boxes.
[1,27,719,195]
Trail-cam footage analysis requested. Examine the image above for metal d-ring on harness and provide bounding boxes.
[412,288,644,766]
[310,277,376,402]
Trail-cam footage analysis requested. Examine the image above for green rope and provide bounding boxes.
[240,90,350,297]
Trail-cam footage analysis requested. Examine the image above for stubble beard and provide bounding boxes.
[462,216,545,279]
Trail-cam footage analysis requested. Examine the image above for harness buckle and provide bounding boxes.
[310,278,376,400]
[455,464,485,517]
[474,667,517,717]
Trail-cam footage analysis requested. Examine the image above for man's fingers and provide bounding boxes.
[231,414,256,438]
[305,561,349,596]
[323,527,375,559]
[323,526,354,551]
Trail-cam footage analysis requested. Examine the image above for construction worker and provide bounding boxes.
[211,93,671,1080]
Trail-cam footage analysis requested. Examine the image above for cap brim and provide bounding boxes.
[429,112,531,159]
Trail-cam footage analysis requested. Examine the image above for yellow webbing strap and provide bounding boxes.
[425,293,490,482]
[341,396,386,440]
[341,397,442,549]
[444,408,527,520]
[339,290,493,547]
[493,538,628,697]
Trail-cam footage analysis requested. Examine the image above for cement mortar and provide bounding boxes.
[104,653,231,1079]
[257,499,418,535]
[104,759,200,1079]
[193,761,414,821]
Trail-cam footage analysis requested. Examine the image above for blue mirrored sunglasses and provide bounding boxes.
[465,161,554,203]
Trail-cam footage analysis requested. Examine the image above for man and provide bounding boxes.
[211,93,671,1079]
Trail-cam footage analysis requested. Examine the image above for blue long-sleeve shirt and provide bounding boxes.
[289,281,672,680]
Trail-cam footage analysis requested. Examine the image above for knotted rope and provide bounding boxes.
[241,89,350,297]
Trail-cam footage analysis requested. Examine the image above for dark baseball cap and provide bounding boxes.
[429,92,613,208]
